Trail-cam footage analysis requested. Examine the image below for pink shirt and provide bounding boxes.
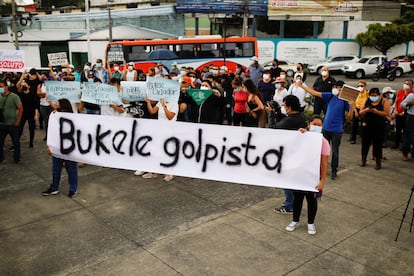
[321,137,330,156]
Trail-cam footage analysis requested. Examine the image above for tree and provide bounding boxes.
[355,22,414,55]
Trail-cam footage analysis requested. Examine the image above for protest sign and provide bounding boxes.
[81,83,121,105]
[47,113,322,192]
[46,81,81,103]
[0,50,25,72]
[188,88,213,105]
[47,52,69,66]
[121,81,147,102]
[339,84,359,102]
[107,44,124,62]
[146,77,180,103]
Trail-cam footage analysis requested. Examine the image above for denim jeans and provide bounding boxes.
[0,124,21,162]
[284,189,294,211]
[402,114,414,156]
[50,156,78,193]
[39,105,52,138]
[322,130,342,173]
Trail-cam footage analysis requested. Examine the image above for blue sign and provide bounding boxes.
[121,81,147,102]
[146,77,180,103]
[176,0,268,15]
[81,83,121,105]
[45,81,81,103]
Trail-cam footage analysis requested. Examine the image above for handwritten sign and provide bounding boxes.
[339,84,359,102]
[0,50,25,72]
[45,81,81,103]
[188,88,213,105]
[121,81,147,102]
[47,52,69,66]
[146,77,180,103]
[47,113,322,192]
[107,44,124,62]
[81,83,121,105]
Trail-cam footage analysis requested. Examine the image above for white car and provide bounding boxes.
[342,55,412,79]
[262,60,297,77]
[308,55,360,75]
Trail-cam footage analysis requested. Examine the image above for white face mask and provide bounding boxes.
[280,105,287,115]
[114,66,119,71]
[128,66,134,71]
[357,86,364,92]
[180,70,187,76]
[200,86,209,90]
[295,79,301,84]
[309,125,323,133]
[321,71,328,77]
[263,74,270,81]
[403,84,410,90]
[332,88,339,96]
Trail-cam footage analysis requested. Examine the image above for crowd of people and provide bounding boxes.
[1,56,413,235]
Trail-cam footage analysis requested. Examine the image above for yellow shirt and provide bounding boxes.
[355,90,368,109]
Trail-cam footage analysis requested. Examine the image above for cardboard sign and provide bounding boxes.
[47,52,69,66]
[339,84,359,102]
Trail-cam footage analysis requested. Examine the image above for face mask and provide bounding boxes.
[275,83,281,89]
[84,65,90,71]
[403,84,410,90]
[296,67,301,71]
[263,74,270,81]
[114,66,119,71]
[389,93,394,99]
[332,88,339,96]
[220,69,225,74]
[234,88,240,92]
[281,105,287,115]
[0,87,5,94]
[309,125,322,133]
[190,77,196,83]
[295,79,301,84]
[180,70,187,76]
[200,86,209,90]
[212,70,218,75]
[357,86,364,92]
[369,96,379,102]
[280,75,286,79]
[128,66,133,71]
[272,63,277,67]
[321,71,328,77]
[6,81,11,87]
[96,63,102,68]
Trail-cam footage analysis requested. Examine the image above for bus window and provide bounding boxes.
[177,44,195,59]
[242,42,254,57]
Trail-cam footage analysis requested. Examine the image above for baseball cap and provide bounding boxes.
[250,56,259,62]
[382,86,396,94]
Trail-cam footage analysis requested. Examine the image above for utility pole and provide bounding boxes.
[11,0,19,49]
[242,0,248,37]
[85,0,91,62]
[107,0,113,42]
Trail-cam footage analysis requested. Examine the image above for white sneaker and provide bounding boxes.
[134,170,144,176]
[163,175,174,182]
[142,172,158,179]
[307,223,317,235]
[285,221,300,232]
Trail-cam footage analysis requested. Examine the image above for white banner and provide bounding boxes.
[0,50,25,72]
[47,113,322,192]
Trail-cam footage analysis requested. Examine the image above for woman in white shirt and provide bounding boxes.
[287,75,309,112]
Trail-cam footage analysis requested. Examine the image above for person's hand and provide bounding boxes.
[145,96,150,103]
[47,147,52,156]
[315,181,324,191]
[159,98,166,106]
[299,127,307,133]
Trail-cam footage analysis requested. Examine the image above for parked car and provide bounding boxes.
[342,55,412,79]
[308,55,360,75]
[394,55,414,71]
[263,60,297,77]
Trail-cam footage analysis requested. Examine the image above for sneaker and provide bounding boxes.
[134,170,145,176]
[142,172,158,179]
[163,175,174,182]
[42,188,59,196]
[276,207,293,214]
[285,221,300,232]
[68,191,77,198]
[308,223,317,235]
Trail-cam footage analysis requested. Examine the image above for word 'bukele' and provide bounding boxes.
[59,118,152,156]
[161,129,284,173]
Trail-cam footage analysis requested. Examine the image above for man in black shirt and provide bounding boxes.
[312,66,336,115]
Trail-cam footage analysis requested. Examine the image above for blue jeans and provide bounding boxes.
[322,130,342,173]
[284,189,294,211]
[50,156,78,193]
[402,114,414,156]
[0,124,21,162]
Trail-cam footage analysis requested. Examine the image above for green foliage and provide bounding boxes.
[355,22,414,55]
[256,16,324,38]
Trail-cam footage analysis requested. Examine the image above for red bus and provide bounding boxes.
[105,35,258,74]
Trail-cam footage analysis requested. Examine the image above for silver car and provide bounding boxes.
[308,55,360,74]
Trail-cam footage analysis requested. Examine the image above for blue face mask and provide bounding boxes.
[275,83,281,89]
[369,96,379,102]
[0,87,5,94]
[389,93,394,99]
[309,125,322,133]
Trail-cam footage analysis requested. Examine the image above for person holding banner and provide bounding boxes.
[285,115,330,235]
[42,98,78,197]
[100,78,125,116]
[143,97,178,181]
[0,77,23,163]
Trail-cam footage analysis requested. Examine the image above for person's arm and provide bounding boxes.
[107,61,113,79]
[145,97,159,115]
[15,103,23,127]
[109,104,125,114]
[160,99,176,120]
[37,84,46,98]
[299,81,322,98]
[315,154,329,191]
[346,99,356,120]
[401,93,414,110]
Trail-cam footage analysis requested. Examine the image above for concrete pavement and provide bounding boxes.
[0,125,414,275]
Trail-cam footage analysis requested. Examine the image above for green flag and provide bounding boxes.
[188,88,213,105]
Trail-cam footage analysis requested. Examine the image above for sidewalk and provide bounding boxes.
[0,128,413,275]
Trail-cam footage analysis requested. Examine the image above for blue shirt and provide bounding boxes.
[322,92,350,133]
